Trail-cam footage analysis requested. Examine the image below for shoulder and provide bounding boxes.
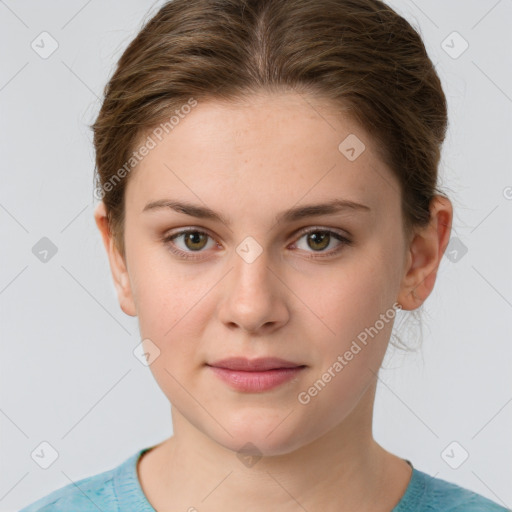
[413,468,510,511]
[18,463,119,512]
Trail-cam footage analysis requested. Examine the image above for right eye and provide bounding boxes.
[163,228,219,260]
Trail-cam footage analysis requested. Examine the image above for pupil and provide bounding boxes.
[309,232,329,251]
[186,232,206,250]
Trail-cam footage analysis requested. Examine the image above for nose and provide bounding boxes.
[216,247,290,335]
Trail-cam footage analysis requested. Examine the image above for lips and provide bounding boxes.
[207,358,307,392]
[207,357,305,371]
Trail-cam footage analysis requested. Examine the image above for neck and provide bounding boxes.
[137,381,411,512]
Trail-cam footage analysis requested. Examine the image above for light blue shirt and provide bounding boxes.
[19,447,510,511]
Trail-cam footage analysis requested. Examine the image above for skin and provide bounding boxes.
[94,90,452,512]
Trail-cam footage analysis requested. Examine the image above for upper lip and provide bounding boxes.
[207,357,305,371]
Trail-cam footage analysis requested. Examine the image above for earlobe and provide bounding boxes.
[93,201,137,317]
[397,195,453,311]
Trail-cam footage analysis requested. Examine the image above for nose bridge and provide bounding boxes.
[231,240,275,300]
[218,239,287,333]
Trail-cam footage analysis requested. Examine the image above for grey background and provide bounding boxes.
[1,1,511,510]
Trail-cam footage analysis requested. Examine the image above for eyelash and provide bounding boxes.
[162,227,352,261]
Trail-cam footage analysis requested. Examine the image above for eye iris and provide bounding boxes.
[308,232,330,251]
[184,232,208,251]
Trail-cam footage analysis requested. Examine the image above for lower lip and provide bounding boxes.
[208,365,306,392]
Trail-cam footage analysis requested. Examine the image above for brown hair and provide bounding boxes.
[91,0,449,350]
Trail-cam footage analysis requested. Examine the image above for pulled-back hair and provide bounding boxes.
[91,0,449,350]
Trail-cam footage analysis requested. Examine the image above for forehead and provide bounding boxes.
[125,92,401,222]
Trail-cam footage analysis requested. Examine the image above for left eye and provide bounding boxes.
[163,228,351,260]
[292,229,350,255]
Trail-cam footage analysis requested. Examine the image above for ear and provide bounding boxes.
[93,201,137,317]
[397,195,453,310]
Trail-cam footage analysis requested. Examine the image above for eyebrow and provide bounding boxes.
[142,198,371,226]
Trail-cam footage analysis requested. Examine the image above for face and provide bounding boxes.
[98,91,414,456]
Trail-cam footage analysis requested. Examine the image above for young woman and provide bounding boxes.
[20,0,509,510]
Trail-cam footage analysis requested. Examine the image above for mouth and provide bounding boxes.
[206,357,307,392]
[206,356,306,372]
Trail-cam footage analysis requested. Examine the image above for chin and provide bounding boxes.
[210,419,309,460]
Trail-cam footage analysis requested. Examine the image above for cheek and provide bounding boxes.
[304,253,393,332]
[131,265,214,393]
[130,248,205,336]
[305,250,398,368]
